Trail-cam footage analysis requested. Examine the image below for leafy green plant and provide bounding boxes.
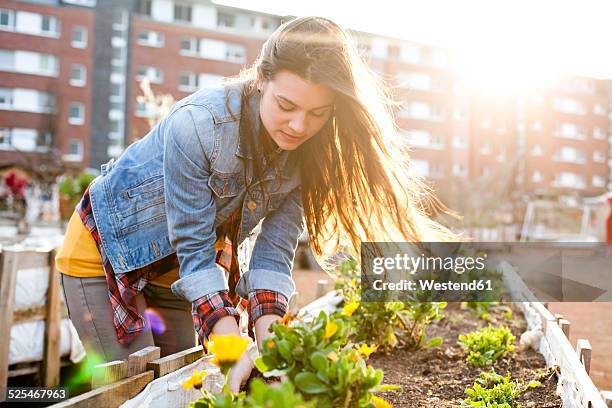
[196,379,314,408]
[335,259,446,351]
[255,312,397,408]
[458,326,516,367]
[462,370,541,408]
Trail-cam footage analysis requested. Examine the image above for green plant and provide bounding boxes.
[335,260,446,351]
[458,326,516,367]
[255,312,397,408]
[462,370,541,407]
[195,379,314,408]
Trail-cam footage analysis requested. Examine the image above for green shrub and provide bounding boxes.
[458,326,516,367]
[462,370,541,408]
[335,259,446,351]
[255,312,397,408]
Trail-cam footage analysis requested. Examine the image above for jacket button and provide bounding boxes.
[247,200,257,210]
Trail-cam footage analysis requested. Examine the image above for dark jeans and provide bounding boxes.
[60,274,196,362]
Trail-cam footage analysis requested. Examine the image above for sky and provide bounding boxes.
[215,0,612,86]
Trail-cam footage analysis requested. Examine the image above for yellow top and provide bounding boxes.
[55,211,179,288]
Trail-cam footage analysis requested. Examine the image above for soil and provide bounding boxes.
[368,303,563,407]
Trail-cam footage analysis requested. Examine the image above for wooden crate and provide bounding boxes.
[0,247,64,402]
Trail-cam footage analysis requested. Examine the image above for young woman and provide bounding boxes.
[55,16,455,391]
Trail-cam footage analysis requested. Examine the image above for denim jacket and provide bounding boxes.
[88,83,304,303]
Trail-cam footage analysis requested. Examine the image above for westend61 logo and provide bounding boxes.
[371,253,487,275]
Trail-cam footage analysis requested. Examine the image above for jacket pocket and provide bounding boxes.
[118,175,166,218]
[208,172,244,198]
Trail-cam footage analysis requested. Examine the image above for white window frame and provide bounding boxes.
[225,43,246,63]
[179,36,198,55]
[64,138,83,161]
[41,15,60,37]
[137,30,164,47]
[70,64,86,87]
[174,2,192,23]
[68,102,85,125]
[71,26,88,48]
[136,66,163,84]
[0,9,15,31]
[0,127,11,148]
[0,88,13,108]
[178,71,198,92]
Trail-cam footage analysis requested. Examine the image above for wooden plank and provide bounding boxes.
[146,345,203,378]
[316,279,328,298]
[0,250,18,402]
[543,312,607,408]
[43,249,62,387]
[13,303,68,324]
[127,346,160,377]
[13,249,53,270]
[558,318,571,339]
[91,360,127,388]
[50,370,154,408]
[576,339,592,375]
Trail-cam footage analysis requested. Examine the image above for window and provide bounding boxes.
[0,49,13,70]
[593,127,605,139]
[554,172,586,189]
[555,146,586,164]
[68,102,85,125]
[72,26,87,48]
[136,66,163,84]
[174,3,192,23]
[397,72,431,91]
[593,151,606,163]
[198,73,223,88]
[70,64,86,86]
[41,15,59,36]
[180,37,198,54]
[553,97,586,115]
[593,104,606,115]
[531,144,543,156]
[480,140,492,155]
[38,92,55,111]
[453,164,467,177]
[0,9,15,30]
[109,119,121,134]
[138,30,164,47]
[532,171,543,183]
[135,101,154,117]
[557,123,586,140]
[179,71,198,91]
[0,128,10,146]
[11,128,37,151]
[452,135,467,149]
[225,43,246,63]
[66,139,83,161]
[0,88,12,108]
[136,0,152,16]
[39,54,58,76]
[110,83,121,97]
[592,175,605,188]
[532,120,543,131]
[218,12,235,28]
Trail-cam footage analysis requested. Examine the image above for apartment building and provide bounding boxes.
[0,0,94,170]
[0,0,609,199]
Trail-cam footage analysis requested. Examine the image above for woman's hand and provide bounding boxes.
[227,346,255,393]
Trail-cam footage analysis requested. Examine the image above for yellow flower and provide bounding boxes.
[372,395,393,408]
[323,321,338,339]
[182,370,207,390]
[326,351,339,362]
[350,352,360,362]
[265,339,275,350]
[207,334,250,371]
[279,312,296,326]
[356,343,377,358]
[342,301,360,317]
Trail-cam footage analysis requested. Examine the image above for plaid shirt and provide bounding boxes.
[77,187,288,345]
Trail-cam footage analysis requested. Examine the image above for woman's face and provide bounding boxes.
[257,70,335,151]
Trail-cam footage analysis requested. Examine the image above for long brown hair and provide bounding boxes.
[227,16,458,263]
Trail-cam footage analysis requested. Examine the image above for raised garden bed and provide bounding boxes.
[369,303,561,407]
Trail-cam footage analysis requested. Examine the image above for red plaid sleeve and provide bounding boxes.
[248,290,288,326]
[191,291,240,343]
